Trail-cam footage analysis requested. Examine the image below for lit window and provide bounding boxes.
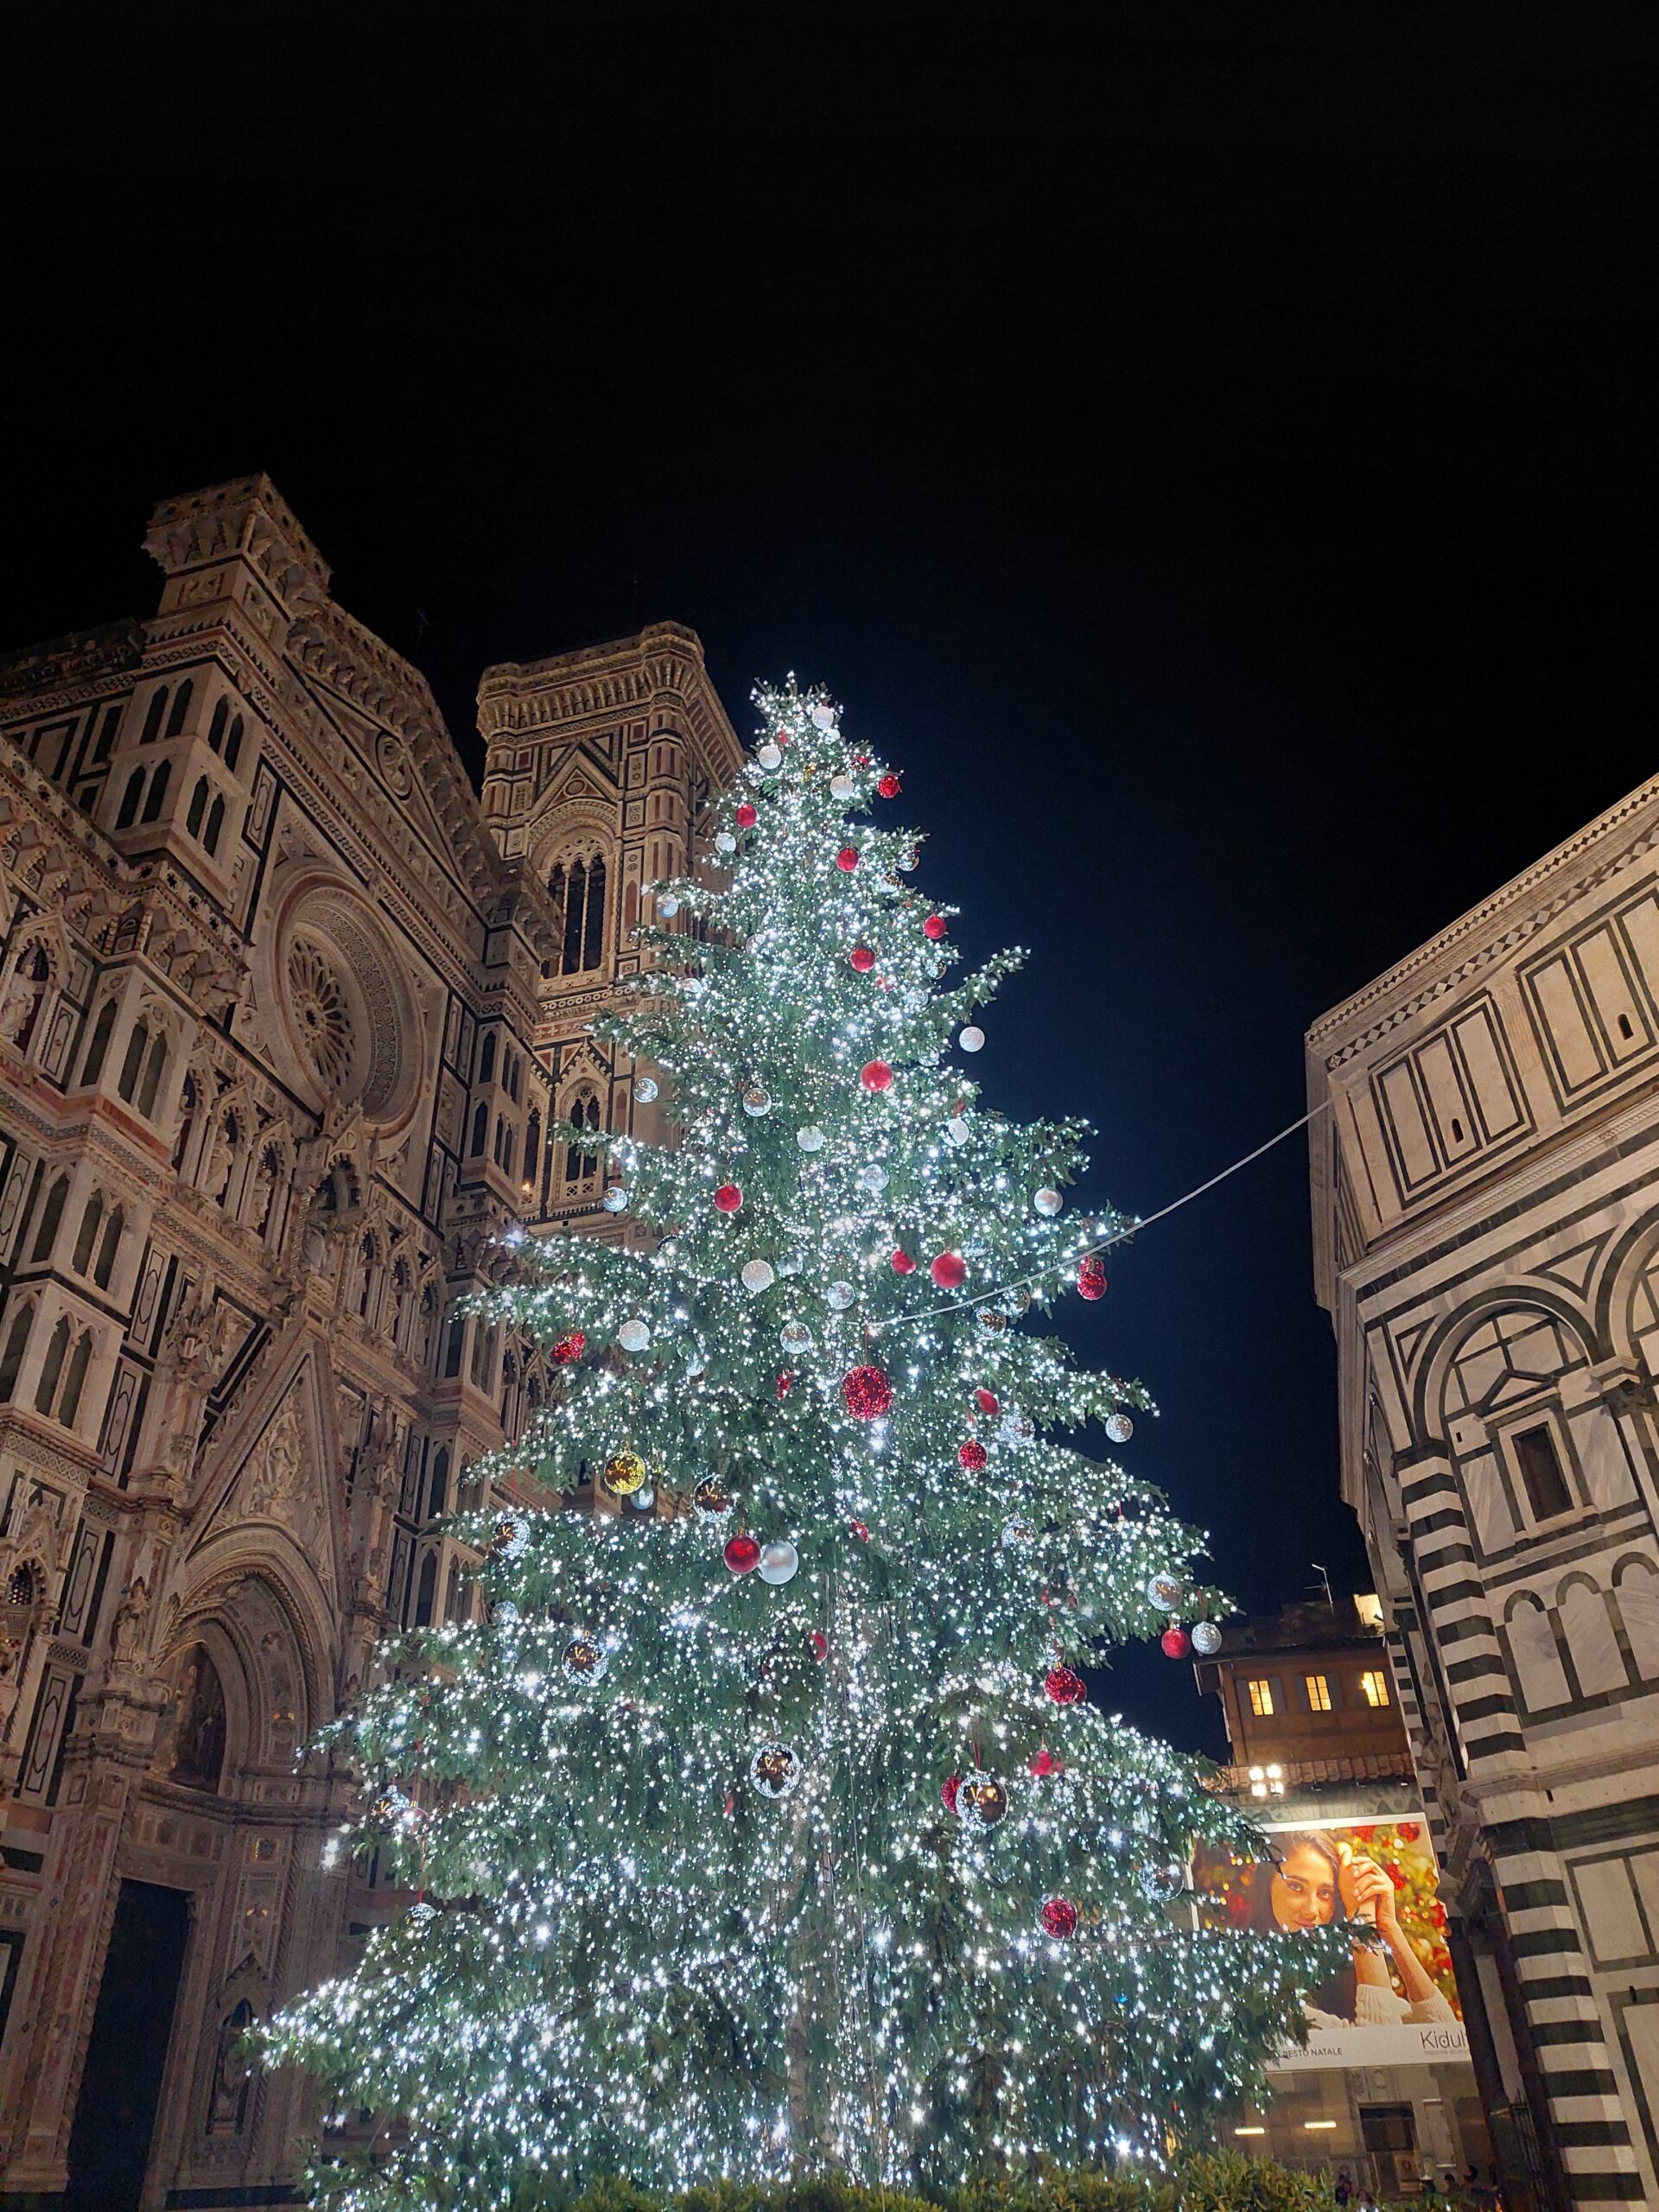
[1305,1674,1333,1713]
[1246,1678,1274,1718]
[1359,1669,1390,1707]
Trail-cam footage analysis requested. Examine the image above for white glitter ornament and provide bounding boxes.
[824,1281,856,1312]
[1141,1861,1186,1903]
[492,1601,520,1626]
[658,893,680,918]
[944,1117,972,1150]
[858,1163,889,1194]
[810,704,836,732]
[1033,1187,1064,1217]
[491,1513,531,1560]
[741,1259,776,1294]
[743,1084,772,1117]
[757,741,783,770]
[830,772,855,800]
[757,1539,800,1586]
[632,1074,659,1103]
[715,830,737,855]
[958,1025,986,1053]
[1105,1411,1135,1444]
[780,1319,814,1355]
[749,1740,804,1797]
[602,1184,629,1213]
[1190,1620,1223,1656]
[796,1125,825,1154]
[617,1318,651,1353]
[632,1485,655,1511]
[685,1351,706,1378]
[1147,1573,1184,1613]
[408,1899,437,1928]
[1000,1409,1034,1444]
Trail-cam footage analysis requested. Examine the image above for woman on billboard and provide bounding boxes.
[1247,1830,1457,2028]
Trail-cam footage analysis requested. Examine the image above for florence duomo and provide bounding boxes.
[0,476,741,2205]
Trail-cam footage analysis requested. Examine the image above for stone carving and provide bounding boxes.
[285,937,355,1090]
[245,1396,307,1522]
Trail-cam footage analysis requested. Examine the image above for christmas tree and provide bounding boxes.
[262,683,1348,2208]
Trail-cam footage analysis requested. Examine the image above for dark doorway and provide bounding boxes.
[65,1878,190,2212]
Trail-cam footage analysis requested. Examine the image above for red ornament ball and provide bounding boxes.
[1045,1665,1088,1706]
[1077,1255,1109,1300]
[941,1774,962,1814]
[836,846,860,873]
[930,1250,967,1291]
[890,1249,917,1275]
[724,1533,761,1576]
[849,1518,870,1541]
[734,803,758,829]
[714,1183,743,1214]
[1028,1747,1064,1778]
[958,1440,988,1471]
[877,772,903,799]
[842,1365,894,1420]
[1160,1624,1192,1659]
[1039,1897,1078,1940]
[923,914,948,941]
[849,944,876,973]
[975,1387,1001,1416]
[776,1370,794,1400]
[551,1332,586,1364]
[861,1058,893,1092]
[810,1630,829,1661]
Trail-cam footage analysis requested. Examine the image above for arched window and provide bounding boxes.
[115,766,145,829]
[500,1348,518,1424]
[118,1020,149,1103]
[94,1205,124,1291]
[58,1332,92,1427]
[4,944,54,1055]
[92,702,122,761]
[0,1303,33,1401]
[478,1032,497,1086]
[32,1174,69,1262]
[137,1029,168,1117]
[470,1102,488,1155]
[224,715,244,773]
[469,1322,496,1391]
[208,698,229,753]
[172,1074,199,1172]
[444,1560,466,1624]
[412,1550,438,1629]
[140,760,172,823]
[428,1446,450,1521]
[165,677,194,739]
[553,855,608,974]
[524,1108,542,1186]
[443,1311,465,1378]
[140,687,168,744]
[563,1089,603,1192]
[73,1192,105,1274]
[203,792,226,855]
[34,1316,71,1414]
[81,998,118,1086]
[186,776,209,839]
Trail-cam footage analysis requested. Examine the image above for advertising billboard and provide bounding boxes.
[1192,1815,1470,2070]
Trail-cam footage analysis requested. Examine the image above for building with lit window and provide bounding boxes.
[0,479,738,2209]
[1196,1597,1492,2195]
[1308,769,1659,2209]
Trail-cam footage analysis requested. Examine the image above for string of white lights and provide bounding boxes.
[868,1099,1332,1337]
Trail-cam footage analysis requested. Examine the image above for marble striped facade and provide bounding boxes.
[1309,773,1659,2207]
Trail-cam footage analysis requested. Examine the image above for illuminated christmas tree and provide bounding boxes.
[262,682,1347,2207]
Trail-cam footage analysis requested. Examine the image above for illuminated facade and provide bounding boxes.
[1308,772,1659,2209]
[0,478,737,2209]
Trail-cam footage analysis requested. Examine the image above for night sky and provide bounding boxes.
[2,7,1649,1752]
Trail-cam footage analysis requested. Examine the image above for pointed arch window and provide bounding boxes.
[165,677,194,739]
[470,1102,488,1155]
[140,688,168,744]
[208,698,229,754]
[224,715,244,773]
[34,1316,72,1414]
[81,997,118,1086]
[203,791,226,855]
[524,1107,542,1186]
[478,1032,497,1086]
[427,1446,450,1521]
[32,1174,69,1262]
[173,1073,199,1172]
[137,1029,168,1117]
[118,1021,149,1104]
[186,776,209,839]
[0,1303,33,1401]
[115,766,145,829]
[73,1192,105,1274]
[552,855,608,974]
[444,1560,466,1624]
[563,1089,603,1192]
[140,760,171,823]
[58,1332,92,1426]
[94,1206,124,1291]
[412,1549,438,1628]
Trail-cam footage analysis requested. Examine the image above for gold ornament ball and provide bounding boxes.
[604,1451,648,1497]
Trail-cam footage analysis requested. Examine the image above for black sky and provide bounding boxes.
[2,4,1650,1751]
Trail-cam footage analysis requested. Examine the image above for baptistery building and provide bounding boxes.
[0,477,738,2209]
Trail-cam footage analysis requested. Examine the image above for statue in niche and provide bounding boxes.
[167,1643,227,1790]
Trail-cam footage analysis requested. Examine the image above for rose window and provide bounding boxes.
[286,938,355,1089]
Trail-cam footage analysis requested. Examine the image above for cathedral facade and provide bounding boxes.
[0,477,739,2209]
[1308,772,1659,2209]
